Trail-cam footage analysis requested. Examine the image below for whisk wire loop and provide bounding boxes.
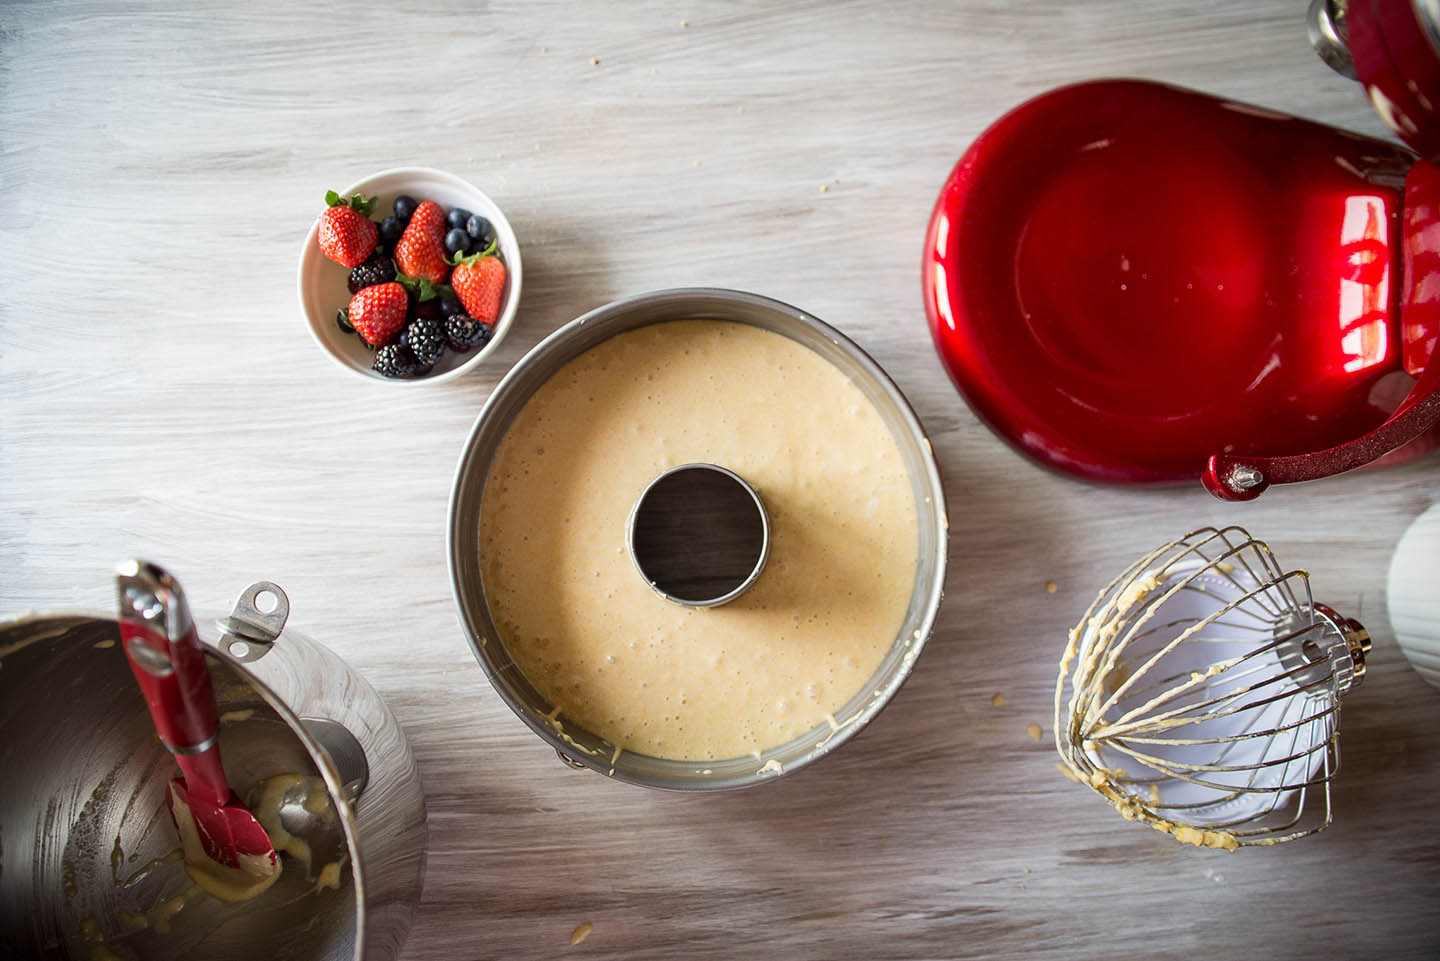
[1055,527,1365,849]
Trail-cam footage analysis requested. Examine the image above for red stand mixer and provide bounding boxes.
[924,0,1440,500]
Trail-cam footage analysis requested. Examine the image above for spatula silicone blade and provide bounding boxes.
[116,560,278,886]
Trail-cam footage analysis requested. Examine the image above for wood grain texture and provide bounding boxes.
[2,1,1438,959]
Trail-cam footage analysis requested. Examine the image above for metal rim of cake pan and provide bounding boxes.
[446,287,949,791]
[626,461,772,608]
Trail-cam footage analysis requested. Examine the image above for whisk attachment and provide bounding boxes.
[1055,527,1370,849]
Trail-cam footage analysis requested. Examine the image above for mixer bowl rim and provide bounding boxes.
[0,609,371,959]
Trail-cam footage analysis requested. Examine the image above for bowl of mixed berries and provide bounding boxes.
[298,167,521,382]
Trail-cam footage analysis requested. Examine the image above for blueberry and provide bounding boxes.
[393,194,418,221]
[446,207,472,230]
[444,227,470,255]
[379,215,404,246]
[465,214,493,243]
[438,295,465,318]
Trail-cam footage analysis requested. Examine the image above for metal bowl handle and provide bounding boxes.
[215,581,290,662]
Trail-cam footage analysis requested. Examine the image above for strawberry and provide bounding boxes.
[450,246,507,323]
[317,191,378,267]
[346,282,407,347]
[394,200,449,284]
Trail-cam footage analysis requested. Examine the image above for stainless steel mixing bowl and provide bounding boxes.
[0,582,426,960]
[448,287,949,790]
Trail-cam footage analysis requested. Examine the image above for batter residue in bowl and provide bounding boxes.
[480,319,919,761]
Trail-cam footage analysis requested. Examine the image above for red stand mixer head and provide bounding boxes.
[924,2,1440,500]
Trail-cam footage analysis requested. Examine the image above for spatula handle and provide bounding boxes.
[117,560,231,806]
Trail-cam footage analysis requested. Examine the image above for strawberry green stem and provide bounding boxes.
[325,190,376,215]
[393,267,454,302]
[446,238,499,266]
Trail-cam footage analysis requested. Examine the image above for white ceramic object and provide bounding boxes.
[1387,503,1440,691]
[297,166,521,385]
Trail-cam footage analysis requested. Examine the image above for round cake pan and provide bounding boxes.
[447,288,948,790]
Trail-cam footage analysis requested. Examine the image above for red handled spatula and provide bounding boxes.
[116,560,278,888]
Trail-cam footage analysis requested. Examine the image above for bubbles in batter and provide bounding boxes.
[480,320,918,761]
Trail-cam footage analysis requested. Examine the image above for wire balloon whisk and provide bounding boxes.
[1055,527,1370,849]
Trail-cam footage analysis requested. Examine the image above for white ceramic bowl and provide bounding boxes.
[297,166,521,384]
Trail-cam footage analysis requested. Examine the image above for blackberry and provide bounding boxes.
[372,344,419,378]
[445,313,493,352]
[401,318,446,368]
[347,251,396,293]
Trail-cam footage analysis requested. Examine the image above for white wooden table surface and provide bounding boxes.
[3,1,1439,958]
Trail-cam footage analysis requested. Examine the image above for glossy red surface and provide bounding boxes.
[1204,359,1440,500]
[924,79,1424,484]
[1348,0,1440,164]
[1203,154,1440,499]
[1403,159,1440,377]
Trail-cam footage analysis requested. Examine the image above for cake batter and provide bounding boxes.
[480,320,918,761]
